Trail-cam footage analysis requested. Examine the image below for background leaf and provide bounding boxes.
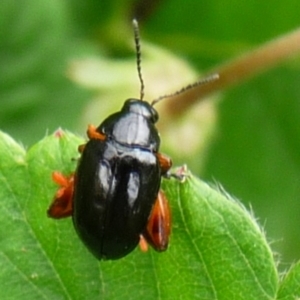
[277,262,300,299]
[0,130,277,299]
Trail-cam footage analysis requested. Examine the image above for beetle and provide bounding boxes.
[47,19,218,260]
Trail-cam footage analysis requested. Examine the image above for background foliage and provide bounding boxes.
[1,0,300,285]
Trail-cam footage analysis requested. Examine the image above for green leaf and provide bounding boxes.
[0,130,278,299]
[0,0,89,144]
[277,262,300,299]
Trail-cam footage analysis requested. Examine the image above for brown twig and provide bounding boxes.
[166,27,300,115]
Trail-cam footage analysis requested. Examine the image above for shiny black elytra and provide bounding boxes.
[73,99,166,259]
[47,19,218,260]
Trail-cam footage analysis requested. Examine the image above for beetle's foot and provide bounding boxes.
[139,235,149,252]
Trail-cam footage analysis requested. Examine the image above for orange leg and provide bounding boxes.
[157,152,187,181]
[141,190,171,252]
[156,152,172,175]
[87,124,106,141]
[78,125,106,153]
[139,235,149,252]
[47,171,75,219]
[78,144,85,153]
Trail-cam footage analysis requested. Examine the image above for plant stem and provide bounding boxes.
[167,27,300,115]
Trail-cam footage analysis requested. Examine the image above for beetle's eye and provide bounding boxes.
[150,108,159,123]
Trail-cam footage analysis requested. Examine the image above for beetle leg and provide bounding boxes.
[87,124,106,141]
[78,144,85,153]
[139,235,149,252]
[47,171,74,219]
[156,152,172,175]
[142,190,171,252]
[157,152,187,181]
[77,125,106,153]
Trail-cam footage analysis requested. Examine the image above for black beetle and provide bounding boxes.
[48,19,218,260]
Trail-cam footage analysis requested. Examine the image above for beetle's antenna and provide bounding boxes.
[132,19,145,101]
[151,74,219,106]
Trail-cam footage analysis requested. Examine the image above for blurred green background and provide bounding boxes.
[1,0,300,267]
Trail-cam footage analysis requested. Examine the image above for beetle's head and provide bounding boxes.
[122,99,158,123]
